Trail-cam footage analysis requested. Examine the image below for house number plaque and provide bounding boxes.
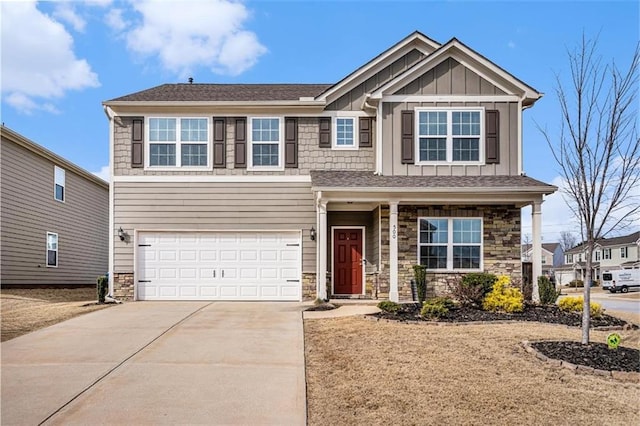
[392,225,397,240]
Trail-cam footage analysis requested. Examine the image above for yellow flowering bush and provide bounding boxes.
[558,296,603,318]
[482,275,524,313]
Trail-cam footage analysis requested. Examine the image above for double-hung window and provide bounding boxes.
[595,250,601,261]
[603,248,612,260]
[418,217,482,271]
[54,166,65,202]
[46,232,58,267]
[416,109,482,164]
[250,118,281,168]
[621,247,628,258]
[334,117,357,149]
[148,117,209,167]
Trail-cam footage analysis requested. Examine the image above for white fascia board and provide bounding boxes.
[113,175,312,183]
[315,33,440,103]
[311,186,557,195]
[103,100,326,108]
[380,95,521,103]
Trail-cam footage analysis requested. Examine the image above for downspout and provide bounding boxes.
[103,105,116,298]
[362,94,382,175]
[517,97,524,175]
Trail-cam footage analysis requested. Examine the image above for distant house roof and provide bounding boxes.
[565,231,640,254]
[522,243,561,253]
[1,125,108,189]
[310,171,555,191]
[106,84,331,103]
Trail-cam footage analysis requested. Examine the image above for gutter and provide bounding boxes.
[103,105,116,299]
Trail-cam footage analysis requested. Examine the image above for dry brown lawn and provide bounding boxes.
[305,317,640,426]
[1,288,111,342]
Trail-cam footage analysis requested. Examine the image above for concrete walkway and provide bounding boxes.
[1,302,306,425]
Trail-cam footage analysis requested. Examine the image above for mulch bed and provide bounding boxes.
[371,303,639,373]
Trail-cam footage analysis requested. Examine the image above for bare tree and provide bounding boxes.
[559,231,577,252]
[539,35,640,344]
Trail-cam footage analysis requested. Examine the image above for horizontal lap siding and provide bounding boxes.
[113,181,316,273]
[0,139,109,285]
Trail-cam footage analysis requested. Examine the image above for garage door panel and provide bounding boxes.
[137,231,301,301]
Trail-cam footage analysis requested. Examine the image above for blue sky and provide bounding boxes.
[1,0,638,242]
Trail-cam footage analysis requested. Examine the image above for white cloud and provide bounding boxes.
[0,1,100,114]
[123,0,266,77]
[105,8,127,32]
[92,165,110,182]
[53,2,86,32]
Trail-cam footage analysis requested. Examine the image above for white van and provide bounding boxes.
[602,269,640,293]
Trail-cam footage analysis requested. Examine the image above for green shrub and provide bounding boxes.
[538,276,560,305]
[482,275,524,313]
[412,265,427,303]
[569,279,584,288]
[96,275,108,304]
[377,300,401,313]
[420,297,454,319]
[558,296,603,318]
[448,272,497,307]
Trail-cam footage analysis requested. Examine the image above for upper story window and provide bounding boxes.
[418,217,482,271]
[621,247,628,258]
[565,253,573,264]
[603,248,612,260]
[595,250,601,261]
[334,117,358,149]
[249,117,282,169]
[148,117,209,168]
[46,232,58,267]
[54,166,65,202]
[416,109,482,164]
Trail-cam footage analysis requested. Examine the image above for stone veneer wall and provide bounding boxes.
[113,272,134,301]
[379,205,521,301]
[113,117,375,176]
[302,272,316,301]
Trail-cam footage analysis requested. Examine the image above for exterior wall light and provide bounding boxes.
[118,227,127,241]
[310,227,316,241]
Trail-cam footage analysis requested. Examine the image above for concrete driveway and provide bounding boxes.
[1,302,306,425]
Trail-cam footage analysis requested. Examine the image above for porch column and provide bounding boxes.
[531,200,543,303]
[318,201,328,300]
[389,202,399,302]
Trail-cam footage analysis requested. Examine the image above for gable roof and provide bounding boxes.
[370,37,542,106]
[314,31,441,103]
[1,125,108,189]
[522,243,561,254]
[106,84,331,103]
[565,231,640,254]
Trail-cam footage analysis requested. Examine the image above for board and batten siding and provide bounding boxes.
[1,138,109,285]
[382,100,518,176]
[113,181,317,273]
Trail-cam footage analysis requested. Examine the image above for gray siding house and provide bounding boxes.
[1,126,109,286]
[104,31,556,302]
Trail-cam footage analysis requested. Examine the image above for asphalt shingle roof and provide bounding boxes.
[107,84,332,102]
[310,171,556,190]
[565,231,640,253]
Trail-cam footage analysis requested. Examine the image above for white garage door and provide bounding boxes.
[137,231,301,301]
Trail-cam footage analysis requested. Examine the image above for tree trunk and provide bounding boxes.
[581,242,593,344]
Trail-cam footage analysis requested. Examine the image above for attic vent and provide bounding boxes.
[188,77,193,84]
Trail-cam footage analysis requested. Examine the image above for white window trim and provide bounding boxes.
[248,116,284,171]
[414,107,485,166]
[46,232,58,268]
[54,166,65,203]
[603,248,612,260]
[145,116,212,171]
[417,217,483,272]
[621,247,628,258]
[332,116,359,150]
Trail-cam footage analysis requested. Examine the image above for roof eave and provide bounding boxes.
[311,185,557,194]
[102,100,327,107]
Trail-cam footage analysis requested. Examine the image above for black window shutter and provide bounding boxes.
[485,110,500,164]
[284,117,298,168]
[212,117,226,168]
[131,117,144,168]
[401,110,414,164]
[234,117,247,168]
[359,117,372,148]
[318,117,331,148]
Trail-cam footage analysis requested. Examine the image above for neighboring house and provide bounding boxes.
[103,31,556,302]
[0,126,109,286]
[522,243,563,276]
[555,231,640,285]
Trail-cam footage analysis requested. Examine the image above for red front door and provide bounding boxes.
[333,229,363,295]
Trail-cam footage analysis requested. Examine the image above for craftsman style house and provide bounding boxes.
[104,31,556,302]
[1,126,109,286]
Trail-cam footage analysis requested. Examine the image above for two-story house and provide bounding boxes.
[103,31,556,302]
[1,126,109,287]
[556,231,640,285]
[522,242,563,277]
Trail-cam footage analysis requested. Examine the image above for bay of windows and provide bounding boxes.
[417,109,482,163]
[148,118,208,167]
[419,217,482,270]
